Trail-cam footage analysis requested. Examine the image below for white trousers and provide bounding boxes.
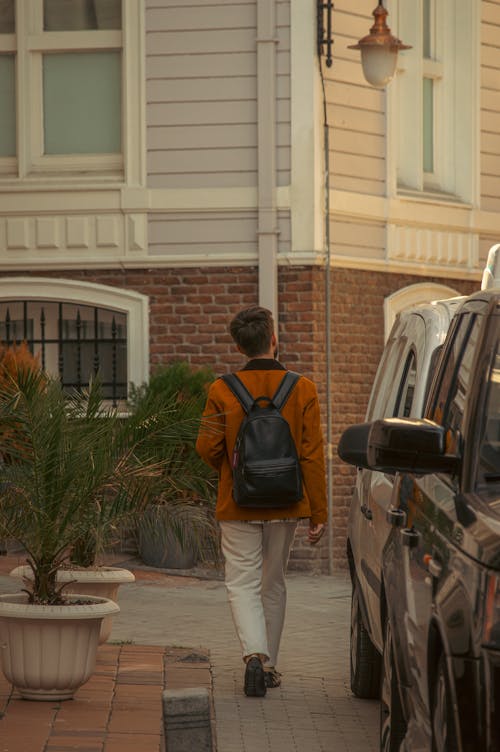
[219,520,298,667]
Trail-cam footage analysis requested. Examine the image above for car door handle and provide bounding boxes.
[424,554,442,578]
[360,504,373,521]
[401,527,420,548]
[386,507,407,527]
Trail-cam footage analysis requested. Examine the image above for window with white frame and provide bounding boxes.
[0,278,150,402]
[390,0,478,203]
[0,0,143,180]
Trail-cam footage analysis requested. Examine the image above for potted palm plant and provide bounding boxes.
[129,362,219,570]
[0,357,203,700]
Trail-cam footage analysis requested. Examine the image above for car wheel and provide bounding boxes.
[431,653,458,752]
[350,579,381,698]
[380,616,406,752]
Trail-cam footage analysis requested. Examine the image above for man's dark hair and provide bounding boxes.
[229,306,274,357]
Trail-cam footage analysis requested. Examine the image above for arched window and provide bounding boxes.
[0,278,149,402]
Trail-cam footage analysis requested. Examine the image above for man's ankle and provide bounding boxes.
[244,653,265,664]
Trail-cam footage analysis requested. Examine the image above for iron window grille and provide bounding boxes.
[0,300,127,405]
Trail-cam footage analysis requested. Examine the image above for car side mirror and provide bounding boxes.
[337,423,372,469]
[338,418,460,476]
[367,418,459,475]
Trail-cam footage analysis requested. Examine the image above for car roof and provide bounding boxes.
[460,287,500,304]
[393,295,466,334]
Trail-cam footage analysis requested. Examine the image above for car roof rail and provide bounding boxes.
[481,244,500,290]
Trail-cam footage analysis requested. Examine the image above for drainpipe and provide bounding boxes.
[323,111,333,576]
[317,39,334,576]
[256,0,279,323]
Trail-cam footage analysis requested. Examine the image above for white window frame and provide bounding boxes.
[0,0,144,185]
[388,0,479,205]
[0,277,149,391]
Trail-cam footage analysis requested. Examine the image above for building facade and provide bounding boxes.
[0,0,497,570]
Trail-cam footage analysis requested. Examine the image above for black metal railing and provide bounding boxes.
[0,300,127,405]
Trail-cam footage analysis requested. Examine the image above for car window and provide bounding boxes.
[394,350,417,418]
[478,341,500,484]
[366,336,407,420]
[444,317,482,433]
[430,314,478,427]
[423,344,444,409]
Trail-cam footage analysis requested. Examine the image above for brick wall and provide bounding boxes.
[5,265,478,573]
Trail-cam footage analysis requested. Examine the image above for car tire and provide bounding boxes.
[431,653,459,752]
[380,616,406,752]
[350,579,381,698]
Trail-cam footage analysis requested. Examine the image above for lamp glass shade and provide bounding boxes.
[360,46,398,88]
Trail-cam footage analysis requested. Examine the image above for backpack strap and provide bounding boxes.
[271,371,300,411]
[221,371,300,414]
[220,373,255,414]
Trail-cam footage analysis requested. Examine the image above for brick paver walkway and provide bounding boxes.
[0,643,212,752]
[0,552,379,751]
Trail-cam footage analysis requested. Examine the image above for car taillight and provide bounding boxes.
[483,575,500,647]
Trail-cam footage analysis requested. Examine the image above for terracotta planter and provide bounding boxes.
[0,593,119,701]
[10,566,134,643]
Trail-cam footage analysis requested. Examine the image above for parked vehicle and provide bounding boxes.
[343,295,464,700]
[339,251,500,751]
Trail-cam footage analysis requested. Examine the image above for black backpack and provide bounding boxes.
[221,371,303,508]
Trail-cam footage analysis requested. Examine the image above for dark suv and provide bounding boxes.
[339,287,500,751]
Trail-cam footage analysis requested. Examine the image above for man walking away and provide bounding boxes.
[196,306,327,696]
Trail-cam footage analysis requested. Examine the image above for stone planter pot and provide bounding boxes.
[0,593,119,701]
[10,566,134,644]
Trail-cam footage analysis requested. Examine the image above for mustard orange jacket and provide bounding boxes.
[196,360,328,524]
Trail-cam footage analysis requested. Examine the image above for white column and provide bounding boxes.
[290,0,324,260]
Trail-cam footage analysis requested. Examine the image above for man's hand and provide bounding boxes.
[308,522,325,546]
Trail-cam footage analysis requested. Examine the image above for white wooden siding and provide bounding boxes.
[325,2,386,198]
[149,210,258,259]
[481,0,500,213]
[276,0,291,186]
[277,210,291,255]
[331,219,386,263]
[146,0,259,190]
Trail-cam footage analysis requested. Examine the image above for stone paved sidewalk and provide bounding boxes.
[0,643,213,752]
[109,562,379,752]
[0,553,379,752]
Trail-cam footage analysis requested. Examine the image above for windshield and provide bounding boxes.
[479,335,500,483]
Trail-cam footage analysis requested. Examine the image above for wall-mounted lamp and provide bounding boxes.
[348,1,411,88]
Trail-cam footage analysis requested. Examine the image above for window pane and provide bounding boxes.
[423,77,433,173]
[43,51,121,154]
[479,343,500,482]
[44,0,121,30]
[366,337,406,420]
[0,0,14,33]
[423,0,432,59]
[431,314,480,429]
[394,351,417,418]
[0,55,15,157]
